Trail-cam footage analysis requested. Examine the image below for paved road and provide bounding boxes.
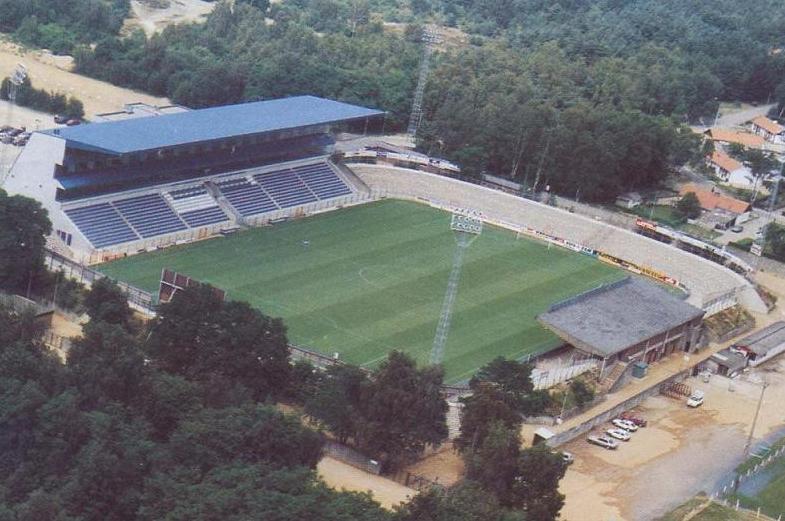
[715,103,776,129]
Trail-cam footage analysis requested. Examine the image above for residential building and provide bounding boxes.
[750,116,785,144]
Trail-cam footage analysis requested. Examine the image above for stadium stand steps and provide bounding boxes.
[599,361,629,394]
[165,186,229,227]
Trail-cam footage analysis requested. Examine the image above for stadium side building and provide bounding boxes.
[4,96,383,264]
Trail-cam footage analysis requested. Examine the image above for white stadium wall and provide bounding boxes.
[347,164,767,316]
[2,134,94,258]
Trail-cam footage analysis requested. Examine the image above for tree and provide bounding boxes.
[395,481,524,521]
[356,351,448,470]
[0,190,51,292]
[455,383,521,452]
[675,192,702,220]
[569,378,595,407]
[67,322,146,407]
[305,364,368,443]
[509,445,567,520]
[465,421,521,501]
[147,284,291,403]
[764,222,785,261]
[470,357,551,416]
[83,278,133,328]
[167,404,324,471]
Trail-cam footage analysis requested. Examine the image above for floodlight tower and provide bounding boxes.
[406,26,440,142]
[0,63,27,187]
[430,209,483,365]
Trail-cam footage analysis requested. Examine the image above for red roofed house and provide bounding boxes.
[704,128,766,149]
[751,116,785,144]
[707,150,754,189]
[679,183,751,219]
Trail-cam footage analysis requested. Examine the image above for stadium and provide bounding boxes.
[3,96,768,382]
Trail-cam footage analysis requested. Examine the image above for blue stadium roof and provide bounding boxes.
[41,96,384,155]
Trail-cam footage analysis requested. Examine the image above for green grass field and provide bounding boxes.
[99,200,623,382]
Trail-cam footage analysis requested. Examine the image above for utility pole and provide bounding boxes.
[736,379,769,491]
[0,63,27,187]
[743,380,769,457]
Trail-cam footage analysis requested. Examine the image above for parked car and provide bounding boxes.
[54,114,68,124]
[612,418,639,432]
[65,119,81,126]
[12,135,28,146]
[561,451,575,464]
[687,389,705,408]
[0,134,12,144]
[619,412,647,427]
[587,435,619,450]
[730,225,744,233]
[606,428,631,442]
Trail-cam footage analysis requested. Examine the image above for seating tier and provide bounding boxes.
[64,203,140,248]
[112,193,188,238]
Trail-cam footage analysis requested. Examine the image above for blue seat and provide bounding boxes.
[113,193,188,238]
[218,178,278,216]
[253,168,317,209]
[291,163,352,200]
[64,203,140,248]
[180,206,229,227]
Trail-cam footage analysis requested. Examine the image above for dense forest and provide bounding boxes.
[5,0,785,199]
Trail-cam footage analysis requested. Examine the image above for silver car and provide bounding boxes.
[587,435,619,450]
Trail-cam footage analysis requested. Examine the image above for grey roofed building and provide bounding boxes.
[736,321,785,366]
[710,348,748,376]
[538,277,704,359]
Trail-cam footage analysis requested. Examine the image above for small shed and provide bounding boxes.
[533,427,556,446]
[615,192,643,209]
[708,348,748,377]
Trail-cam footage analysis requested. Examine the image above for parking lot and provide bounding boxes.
[558,360,785,521]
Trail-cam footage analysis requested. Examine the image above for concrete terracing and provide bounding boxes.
[348,164,766,315]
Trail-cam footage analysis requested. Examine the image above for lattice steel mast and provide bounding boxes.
[430,211,483,365]
[406,27,439,140]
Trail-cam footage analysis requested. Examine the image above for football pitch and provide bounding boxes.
[98,200,623,382]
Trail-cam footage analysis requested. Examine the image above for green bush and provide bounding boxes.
[0,77,84,119]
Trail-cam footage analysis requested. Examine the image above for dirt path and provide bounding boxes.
[0,39,170,118]
[317,457,415,509]
[124,0,215,36]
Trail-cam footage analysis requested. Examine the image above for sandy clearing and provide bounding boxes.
[124,0,215,36]
[557,358,785,521]
[404,446,464,486]
[317,456,415,509]
[0,39,170,118]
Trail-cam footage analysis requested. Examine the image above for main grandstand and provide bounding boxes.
[3,96,383,262]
